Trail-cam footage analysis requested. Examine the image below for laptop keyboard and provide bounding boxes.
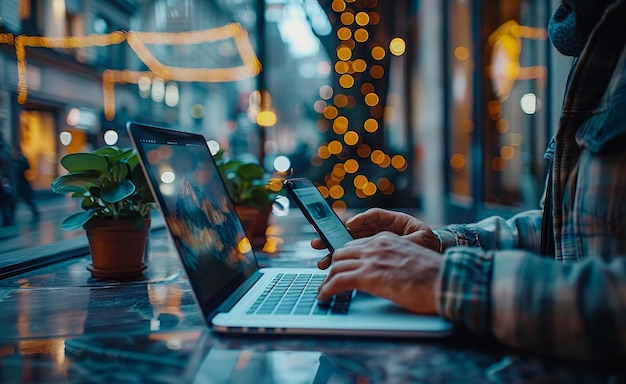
[246,273,353,316]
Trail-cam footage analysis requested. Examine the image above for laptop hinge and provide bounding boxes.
[214,270,264,315]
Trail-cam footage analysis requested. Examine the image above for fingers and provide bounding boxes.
[317,254,331,270]
[310,238,326,250]
[317,260,363,302]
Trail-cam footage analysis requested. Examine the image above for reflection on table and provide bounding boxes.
[0,211,623,383]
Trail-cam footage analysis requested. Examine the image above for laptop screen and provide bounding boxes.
[127,122,259,320]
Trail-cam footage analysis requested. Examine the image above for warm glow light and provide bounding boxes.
[371,46,385,60]
[371,150,385,164]
[334,94,348,107]
[364,93,379,106]
[335,61,349,74]
[336,46,352,61]
[450,154,466,170]
[257,110,277,127]
[323,106,339,119]
[333,116,349,134]
[328,140,343,155]
[318,185,330,198]
[238,237,252,254]
[339,74,355,88]
[337,27,352,41]
[344,159,359,173]
[352,59,367,72]
[354,29,369,43]
[8,23,260,114]
[353,175,368,189]
[340,12,354,25]
[332,0,346,12]
[391,155,406,170]
[344,131,359,146]
[355,12,370,26]
[364,118,378,133]
[455,46,470,61]
[318,145,331,159]
[389,38,406,56]
[370,65,384,79]
[329,184,344,199]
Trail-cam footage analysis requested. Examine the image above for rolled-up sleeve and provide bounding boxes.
[434,209,544,254]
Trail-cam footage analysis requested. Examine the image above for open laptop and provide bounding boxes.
[127,121,452,337]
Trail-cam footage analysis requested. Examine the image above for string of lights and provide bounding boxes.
[1,23,261,119]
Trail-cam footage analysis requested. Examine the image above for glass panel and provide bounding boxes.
[481,0,549,210]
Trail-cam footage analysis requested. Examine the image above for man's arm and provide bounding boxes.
[435,209,544,254]
[437,247,626,363]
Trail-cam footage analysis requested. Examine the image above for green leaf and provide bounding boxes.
[51,172,100,193]
[93,146,121,157]
[60,153,108,173]
[61,210,96,231]
[100,179,135,203]
[237,163,265,181]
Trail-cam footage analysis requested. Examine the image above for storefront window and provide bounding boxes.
[445,0,551,222]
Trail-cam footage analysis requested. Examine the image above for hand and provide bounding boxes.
[317,231,442,314]
[314,208,441,269]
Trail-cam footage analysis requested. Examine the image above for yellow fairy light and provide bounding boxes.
[341,12,355,25]
[389,37,406,56]
[353,175,368,189]
[355,12,370,26]
[337,27,352,41]
[339,74,355,88]
[333,116,349,134]
[336,46,352,61]
[334,94,349,107]
[344,159,359,173]
[354,29,369,43]
[364,93,379,106]
[343,131,359,146]
[323,105,339,119]
[364,118,378,133]
[332,0,347,12]
[318,145,331,159]
[371,46,385,60]
[318,185,330,198]
[352,59,367,72]
[328,140,343,155]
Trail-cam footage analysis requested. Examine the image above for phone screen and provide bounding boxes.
[284,178,353,252]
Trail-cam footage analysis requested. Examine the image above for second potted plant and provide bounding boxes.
[213,150,283,248]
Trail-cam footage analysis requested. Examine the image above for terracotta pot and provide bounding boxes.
[234,205,270,249]
[83,217,151,280]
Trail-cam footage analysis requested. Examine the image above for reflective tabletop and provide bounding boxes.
[0,212,624,383]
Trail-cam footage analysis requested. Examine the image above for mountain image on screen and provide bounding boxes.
[166,177,251,300]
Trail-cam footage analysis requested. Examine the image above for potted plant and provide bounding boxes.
[51,146,157,280]
[213,149,283,248]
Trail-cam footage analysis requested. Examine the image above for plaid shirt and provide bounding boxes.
[434,1,626,363]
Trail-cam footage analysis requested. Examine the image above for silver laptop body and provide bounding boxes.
[127,121,452,337]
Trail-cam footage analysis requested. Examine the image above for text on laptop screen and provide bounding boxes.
[133,131,258,311]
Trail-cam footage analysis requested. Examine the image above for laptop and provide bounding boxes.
[127,121,452,337]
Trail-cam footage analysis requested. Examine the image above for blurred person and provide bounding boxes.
[315,0,626,364]
[0,132,14,226]
[11,147,39,220]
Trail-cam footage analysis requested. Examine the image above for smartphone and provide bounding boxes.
[284,177,354,253]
